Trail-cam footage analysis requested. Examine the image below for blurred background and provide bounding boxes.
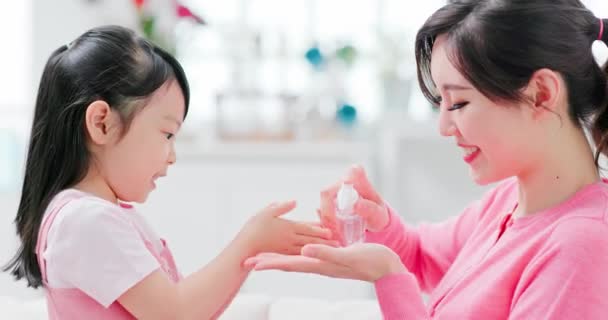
[1,0,607,302]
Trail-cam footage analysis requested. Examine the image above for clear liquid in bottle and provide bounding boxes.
[336,183,366,246]
[337,211,365,246]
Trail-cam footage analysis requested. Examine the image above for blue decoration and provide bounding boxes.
[305,46,325,70]
[336,103,357,126]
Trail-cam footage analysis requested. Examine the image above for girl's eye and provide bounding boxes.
[166,133,174,140]
[448,102,469,111]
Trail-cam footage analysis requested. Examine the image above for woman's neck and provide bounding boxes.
[514,130,600,218]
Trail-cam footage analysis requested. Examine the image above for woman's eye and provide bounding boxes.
[166,133,174,140]
[431,96,442,110]
[448,102,469,111]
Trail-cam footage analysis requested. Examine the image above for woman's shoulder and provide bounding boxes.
[556,180,608,221]
[471,177,519,221]
[544,181,608,251]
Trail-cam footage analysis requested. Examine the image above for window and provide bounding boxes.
[0,0,30,193]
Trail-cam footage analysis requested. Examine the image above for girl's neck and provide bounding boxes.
[73,168,119,204]
[514,131,600,218]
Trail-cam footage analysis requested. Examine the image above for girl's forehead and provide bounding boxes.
[140,81,185,118]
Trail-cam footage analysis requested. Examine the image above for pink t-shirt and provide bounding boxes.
[369,178,608,319]
[42,189,161,308]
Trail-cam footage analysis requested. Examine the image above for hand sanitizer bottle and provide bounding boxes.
[336,183,365,246]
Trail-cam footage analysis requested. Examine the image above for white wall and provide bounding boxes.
[0,0,31,108]
[3,0,606,301]
[31,0,139,96]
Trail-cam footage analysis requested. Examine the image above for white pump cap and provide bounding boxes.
[337,183,359,214]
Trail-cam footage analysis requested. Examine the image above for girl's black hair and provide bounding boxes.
[416,0,608,164]
[3,25,190,288]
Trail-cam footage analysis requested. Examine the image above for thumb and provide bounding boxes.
[302,244,353,266]
[345,165,383,205]
[266,200,297,217]
[355,199,389,231]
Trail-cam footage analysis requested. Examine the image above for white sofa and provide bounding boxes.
[0,294,383,319]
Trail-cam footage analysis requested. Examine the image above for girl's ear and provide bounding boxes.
[84,100,121,145]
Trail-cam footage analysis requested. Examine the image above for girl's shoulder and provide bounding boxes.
[45,189,140,243]
[49,188,123,210]
[43,190,161,305]
[46,188,161,251]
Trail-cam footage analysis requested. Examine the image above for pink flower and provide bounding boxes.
[133,0,145,9]
[176,2,206,25]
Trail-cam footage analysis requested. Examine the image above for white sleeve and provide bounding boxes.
[44,198,160,307]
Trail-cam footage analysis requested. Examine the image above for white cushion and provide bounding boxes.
[269,297,382,320]
[219,294,273,320]
[0,293,381,320]
[0,295,47,320]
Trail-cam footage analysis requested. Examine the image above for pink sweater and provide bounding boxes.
[368,178,608,319]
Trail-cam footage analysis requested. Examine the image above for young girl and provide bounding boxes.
[247,1,608,318]
[3,25,334,319]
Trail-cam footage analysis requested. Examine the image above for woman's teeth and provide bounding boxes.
[463,146,480,156]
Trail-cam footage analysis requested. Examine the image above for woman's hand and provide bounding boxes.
[319,165,390,237]
[235,201,337,258]
[245,243,406,282]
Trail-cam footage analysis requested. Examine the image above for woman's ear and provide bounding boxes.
[524,68,563,119]
[85,100,121,145]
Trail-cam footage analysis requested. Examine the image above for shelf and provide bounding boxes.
[175,140,372,162]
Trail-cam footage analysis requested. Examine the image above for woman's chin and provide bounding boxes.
[470,167,513,186]
[470,167,497,186]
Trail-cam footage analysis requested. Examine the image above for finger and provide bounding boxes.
[345,165,383,205]
[293,222,333,239]
[243,259,257,270]
[244,252,285,269]
[321,181,342,200]
[317,209,336,229]
[253,255,355,279]
[262,245,304,256]
[253,255,322,271]
[295,234,340,247]
[251,252,285,260]
[319,182,341,218]
[265,200,297,217]
[354,198,384,219]
[287,245,304,255]
[355,199,388,232]
[301,244,355,266]
[317,209,341,242]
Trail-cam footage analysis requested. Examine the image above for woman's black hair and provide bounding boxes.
[3,25,190,288]
[416,0,608,164]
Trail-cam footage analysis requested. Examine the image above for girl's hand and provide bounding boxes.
[319,165,390,236]
[236,201,337,258]
[244,243,406,282]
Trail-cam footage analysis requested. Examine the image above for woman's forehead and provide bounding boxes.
[430,35,470,90]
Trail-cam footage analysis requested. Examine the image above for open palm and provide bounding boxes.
[244,243,406,282]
